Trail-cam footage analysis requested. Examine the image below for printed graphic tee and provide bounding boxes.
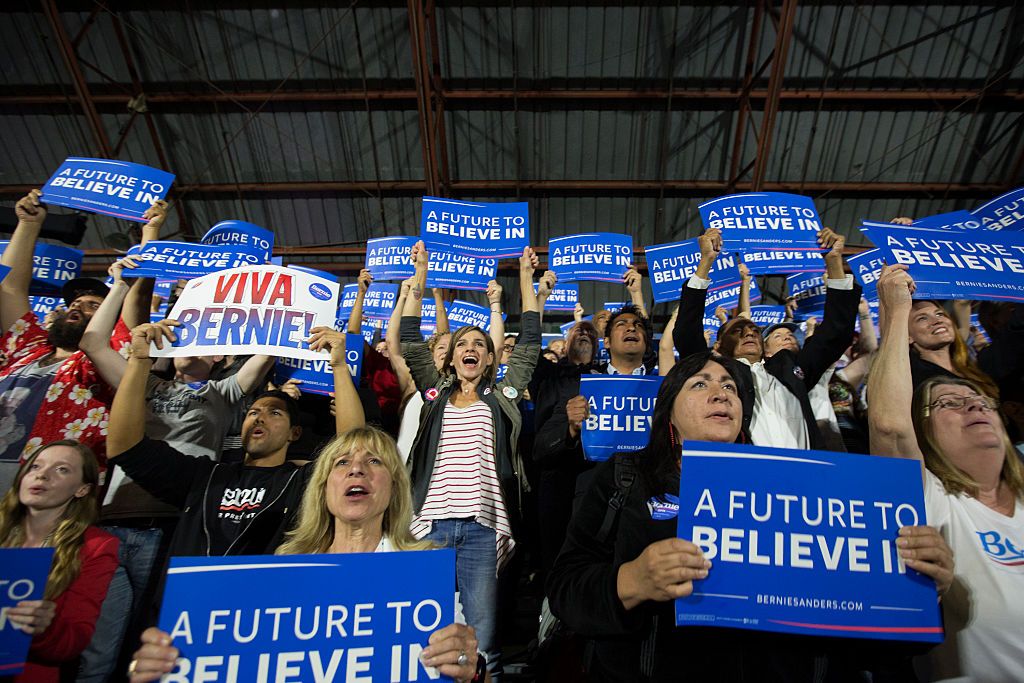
[916,470,1024,682]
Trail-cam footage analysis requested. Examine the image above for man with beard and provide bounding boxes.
[0,191,163,491]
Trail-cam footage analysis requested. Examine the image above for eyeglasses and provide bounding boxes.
[502,344,515,352]
[927,395,1000,412]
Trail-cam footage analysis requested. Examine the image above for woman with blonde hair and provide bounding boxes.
[870,264,1022,682]
[0,440,118,682]
[127,427,489,683]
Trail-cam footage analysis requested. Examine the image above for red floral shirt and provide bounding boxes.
[0,312,131,476]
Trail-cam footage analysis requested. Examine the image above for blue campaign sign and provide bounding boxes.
[787,271,827,313]
[362,283,400,321]
[579,375,663,462]
[675,441,943,642]
[0,547,54,674]
[559,320,577,337]
[426,246,497,291]
[699,193,824,274]
[126,242,264,280]
[41,157,174,222]
[542,332,565,348]
[549,233,632,283]
[971,187,1024,231]
[420,197,529,259]
[602,302,627,313]
[0,264,9,284]
[536,282,578,311]
[365,237,416,281]
[337,284,359,323]
[846,248,886,300]
[970,312,991,343]
[705,264,761,314]
[361,321,380,346]
[274,333,364,393]
[0,242,83,293]
[861,221,1024,302]
[28,296,62,322]
[157,550,456,683]
[153,279,176,299]
[201,221,275,263]
[446,300,500,332]
[645,239,755,305]
[703,315,723,338]
[748,306,788,328]
[495,364,509,382]
[913,210,980,231]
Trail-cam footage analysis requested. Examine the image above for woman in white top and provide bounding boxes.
[870,264,1023,683]
[127,426,487,683]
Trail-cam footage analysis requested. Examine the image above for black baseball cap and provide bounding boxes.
[762,322,799,339]
[61,277,110,307]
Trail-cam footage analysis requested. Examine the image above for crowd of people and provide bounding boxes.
[1,186,1022,683]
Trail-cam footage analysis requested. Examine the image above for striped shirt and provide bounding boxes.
[411,400,515,572]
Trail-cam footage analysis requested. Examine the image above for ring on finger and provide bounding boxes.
[456,650,469,667]
[127,660,138,675]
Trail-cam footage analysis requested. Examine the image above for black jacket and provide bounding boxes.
[672,277,861,450]
[114,437,311,557]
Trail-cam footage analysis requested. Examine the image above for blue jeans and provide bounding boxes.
[423,519,501,681]
[76,526,164,683]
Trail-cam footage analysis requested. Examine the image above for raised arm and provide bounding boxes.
[535,269,556,323]
[401,242,428,319]
[78,256,138,388]
[659,305,679,376]
[672,228,720,357]
[737,262,752,318]
[951,299,972,343]
[624,267,647,317]
[309,326,365,434]
[387,278,417,401]
[121,202,168,329]
[519,246,540,314]
[856,298,878,354]
[433,288,451,335]
[233,354,276,395]
[347,269,372,335]
[1,191,45,331]
[867,264,924,463]
[486,279,504,356]
[107,320,179,457]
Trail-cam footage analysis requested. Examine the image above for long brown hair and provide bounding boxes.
[277,427,432,555]
[0,440,100,599]
[911,376,1024,500]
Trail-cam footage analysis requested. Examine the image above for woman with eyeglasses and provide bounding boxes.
[870,264,1024,682]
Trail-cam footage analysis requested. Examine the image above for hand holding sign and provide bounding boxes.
[486,279,503,307]
[128,627,178,683]
[420,623,480,680]
[897,526,954,596]
[699,227,723,262]
[141,200,169,234]
[15,189,46,225]
[357,268,373,294]
[108,254,140,285]
[133,319,180,359]
[617,538,710,610]
[308,326,348,368]
[876,263,916,314]
[537,269,557,299]
[566,394,589,438]
[520,245,539,273]
[5,599,56,635]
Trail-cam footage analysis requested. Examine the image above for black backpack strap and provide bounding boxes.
[595,454,638,544]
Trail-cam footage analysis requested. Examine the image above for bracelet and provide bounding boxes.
[471,653,487,682]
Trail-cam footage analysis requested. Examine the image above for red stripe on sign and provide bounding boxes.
[768,620,943,634]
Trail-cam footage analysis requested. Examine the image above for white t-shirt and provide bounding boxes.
[916,470,1024,683]
[743,359,809,450]
[396,392,423,465]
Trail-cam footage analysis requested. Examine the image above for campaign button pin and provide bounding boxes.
[502,386,518,399]
[424,387,439,402]
[647,494,680,521]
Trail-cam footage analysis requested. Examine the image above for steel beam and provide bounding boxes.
[0,180,1001,199]
[751,0,798,190]
[4,88,1021,111]
[40,0,111,157]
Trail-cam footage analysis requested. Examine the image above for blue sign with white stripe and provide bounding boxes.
[0,547,54,674]
[362,283,400,321]
[549,233,632,283]
[861,221,1024,302]
[699,193,825,274]
[645,240,761,307]
[274,333,364,393]
[971,187,1024,231]
[580,375,663,461]
[787,271,827,315]
[846,248,886,300]
[536,282,578,311]
[420,197,529,258]
[201,220,274,263]
[125,242,264,280]
[675,441,942,642]
[28,296,62,322]
[40,157,174,222]
[0,242,83,293]
[748,306,788,328]
[912,210,979,231]
[446,299,502,332]
[426,246,496,291]
[365,236,416,281]
[157,550,456,683]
